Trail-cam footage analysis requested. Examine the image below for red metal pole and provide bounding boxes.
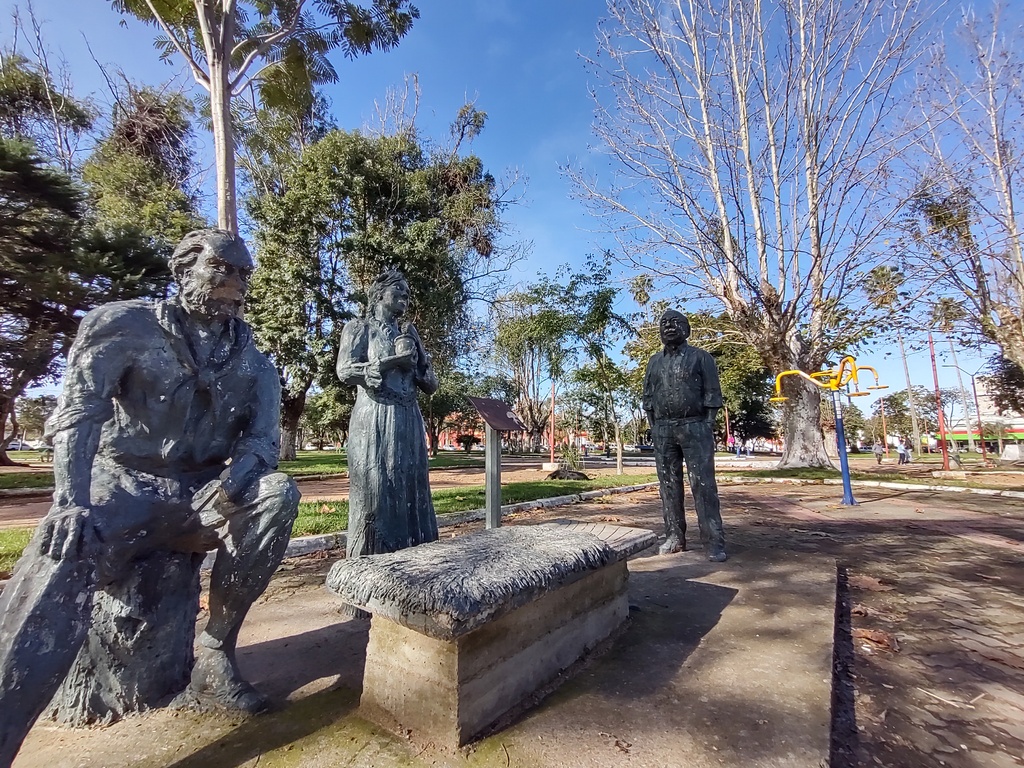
[928,333,951,471]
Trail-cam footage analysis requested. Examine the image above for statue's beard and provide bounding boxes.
[180,280,243,320]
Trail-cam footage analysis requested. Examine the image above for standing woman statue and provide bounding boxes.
[336,269,439,556]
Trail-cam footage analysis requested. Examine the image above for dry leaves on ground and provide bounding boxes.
[848,573,895,591]
[853,627,900,652]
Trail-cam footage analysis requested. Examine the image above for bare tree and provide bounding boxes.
[902,3,1024,371]
[571,0,929,467]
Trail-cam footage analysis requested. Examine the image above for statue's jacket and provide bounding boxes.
[642,343,723,422]
[46,298,281,477]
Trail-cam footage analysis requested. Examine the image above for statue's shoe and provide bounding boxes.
[175,648,269,714]
[658,536,686,555]
[707,549,728,563]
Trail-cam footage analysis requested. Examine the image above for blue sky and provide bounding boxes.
[9,0,992,416]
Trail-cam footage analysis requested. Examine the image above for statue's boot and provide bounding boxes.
[176,639,267,714]
[658,535,687,555]
[707,548,728,563]
[0,549,94,767]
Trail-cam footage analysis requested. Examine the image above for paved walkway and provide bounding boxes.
[707,484,1024,768]
[340,480,1024,767]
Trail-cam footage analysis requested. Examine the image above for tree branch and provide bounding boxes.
[143,0,209,87]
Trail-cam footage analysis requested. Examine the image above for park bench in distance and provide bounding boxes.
[326,520,656,749]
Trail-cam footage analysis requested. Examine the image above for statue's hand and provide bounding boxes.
[364,362,383,389]
[219,453,260,504]
[39,505,98,561]
[394,346,418,370]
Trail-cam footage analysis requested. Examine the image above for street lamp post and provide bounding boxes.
[877,397,889,455]
[943,364,988,465]
[928,333,952,471]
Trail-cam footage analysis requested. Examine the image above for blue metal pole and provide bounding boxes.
[832,390,858,505]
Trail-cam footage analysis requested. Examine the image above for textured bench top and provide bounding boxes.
[325,522,656,640]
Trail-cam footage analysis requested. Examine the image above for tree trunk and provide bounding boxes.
[0,398,24,467]
[778,377,832,468]
[428,429,439,458]
[47,551,203,725]
[280,389,307,462]
[208,46,237,234]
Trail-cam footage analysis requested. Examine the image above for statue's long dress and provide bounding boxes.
[336,318,438,556]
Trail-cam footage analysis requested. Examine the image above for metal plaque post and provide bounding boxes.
[466,397,528,530]
[485,423,502,528]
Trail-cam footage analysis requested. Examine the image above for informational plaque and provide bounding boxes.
[466,396,527,432]
[465,397,526,528]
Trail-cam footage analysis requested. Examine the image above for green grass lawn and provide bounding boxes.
[0,528,31,577]
[0,450,485,491]
[287,474,658,538]
[279,450,484,477]
[0,471,54,490]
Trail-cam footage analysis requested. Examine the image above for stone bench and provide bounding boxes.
[325,521,655,748]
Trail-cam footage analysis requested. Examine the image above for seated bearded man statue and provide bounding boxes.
[0,229,300,767]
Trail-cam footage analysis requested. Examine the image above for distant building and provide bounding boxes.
[943,378,1024,446]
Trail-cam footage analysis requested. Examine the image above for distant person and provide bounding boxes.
[873,440,884,464]
[896,443,906,465]
[904,438,914,463]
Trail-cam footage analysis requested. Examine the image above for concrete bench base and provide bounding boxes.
[326,521,655,748]
[360,559,628,747]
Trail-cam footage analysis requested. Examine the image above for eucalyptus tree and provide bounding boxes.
[111,0,418,232]
[572,0,930,467]
[863,266,922,453]
[562,255,634,473]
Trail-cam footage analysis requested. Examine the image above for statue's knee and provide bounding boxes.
[258,472,300,521]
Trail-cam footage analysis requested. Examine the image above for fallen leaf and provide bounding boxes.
[853,627,900,652]
[848,574,894,592]
[851,603,871,616]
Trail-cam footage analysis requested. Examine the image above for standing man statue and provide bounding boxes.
[643,309,727,562]
[0,229,300,766]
